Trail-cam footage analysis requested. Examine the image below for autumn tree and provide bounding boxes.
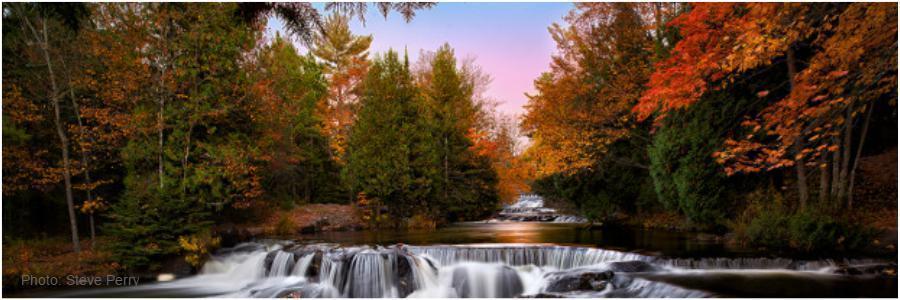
[639,3,897,212]
[2,3,92,252]
[252,34,341,206]
[310,12,372,160]
[100,3,266,269]
[523,3,681,220]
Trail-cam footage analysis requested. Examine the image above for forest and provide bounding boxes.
[3,2,532,271]
[2,2,897,278]
[522,3,897,252]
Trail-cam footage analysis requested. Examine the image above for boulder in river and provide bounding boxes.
[543,269,614,293]
[607,260,659,273]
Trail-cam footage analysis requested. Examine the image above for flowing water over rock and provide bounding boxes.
[493,195,587,223]
[54,241,896,298]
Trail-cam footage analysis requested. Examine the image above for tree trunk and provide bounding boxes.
[89,214,96,249]
[30,16,80,253]
[818,155,830,204]
[831,136,841,201]
[847,102,874,209]
[786,48,808,210]
[70,80,96,248]
[182,121,193,194]
[836,106,853,204]
[158,68,166,190]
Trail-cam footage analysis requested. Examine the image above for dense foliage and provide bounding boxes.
[523,2,897,247]
[2,3,515,270]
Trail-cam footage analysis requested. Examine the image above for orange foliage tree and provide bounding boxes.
[638,3,897,210]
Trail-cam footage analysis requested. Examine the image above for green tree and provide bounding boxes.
[344,50,423,224]
[105,3,261,269]
[417,44,499,221]
[253,34,339,206]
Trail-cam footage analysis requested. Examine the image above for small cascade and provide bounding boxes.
[344,251,398,298]
[553,215,588,223]
[292,253,315,276]
[493,194,586,223]
[610,277,710,298]
[71,241,893,298]
[267,251,295,277]
[405,255,440,294]
[407,245,650,269]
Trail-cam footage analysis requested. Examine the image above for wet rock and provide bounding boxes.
[307,250,324,279]
[496,266,525,297]
[833,263,898,277]
[396,254,415,297]
[263,251,279,275]
[607,261,658,273]
[544,269,613,293]
[518,292,566,298]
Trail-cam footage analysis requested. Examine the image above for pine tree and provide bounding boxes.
[344,50,422,224]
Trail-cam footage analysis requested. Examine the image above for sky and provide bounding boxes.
[266,2,573,117]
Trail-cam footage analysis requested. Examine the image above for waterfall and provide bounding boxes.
[292,253,315,276]
[267,251,295,277]
[494,194,587,223]
[64,242,892,298]
[407,245,650,269]
[344,251,398,297]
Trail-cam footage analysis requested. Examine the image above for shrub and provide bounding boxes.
[274,215,297,236]
[733,191,875,252]
[406,214,436,230]
[178,232,221,268]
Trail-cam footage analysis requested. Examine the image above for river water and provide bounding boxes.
[39,196,898,298]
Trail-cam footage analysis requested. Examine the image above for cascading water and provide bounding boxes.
[59,241,894,298]
[493,194,587,223]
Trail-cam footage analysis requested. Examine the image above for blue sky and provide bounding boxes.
[266,2,573,116]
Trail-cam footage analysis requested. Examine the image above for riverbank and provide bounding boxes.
[2,238,120,293]
[224,204,365,239]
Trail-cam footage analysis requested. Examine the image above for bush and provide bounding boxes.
[274,215,297,236]
[734,191,875,252]
[178,232,221,268]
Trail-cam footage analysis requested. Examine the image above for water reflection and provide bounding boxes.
[297,222,732,257]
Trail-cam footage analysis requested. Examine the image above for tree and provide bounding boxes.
[344,50,423,224]
[252,34,338,205]
[310,12,372,160]
[416,44,500,221]
[103,3,265,269]
[638,3,897,211]
[522,3,681,220]
[236,2,435,43]
[716,3,897,210]
[3,3,91,252]
[523,3,679,176]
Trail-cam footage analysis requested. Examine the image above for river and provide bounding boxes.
[36,196,899,298]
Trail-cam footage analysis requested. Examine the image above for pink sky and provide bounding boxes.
[267,3,573,117]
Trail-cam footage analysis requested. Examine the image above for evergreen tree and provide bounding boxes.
[106,3,261,270]
[253,34,339,206]
[419,44,499,221]
[344,50,424,224]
